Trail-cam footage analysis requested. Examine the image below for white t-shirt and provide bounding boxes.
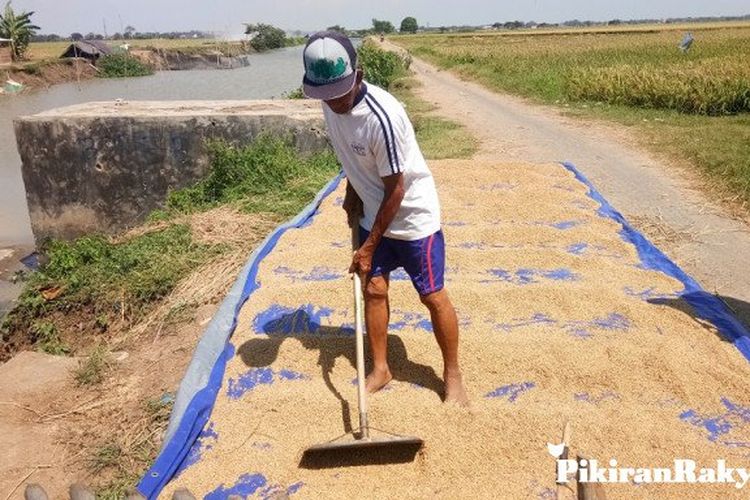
[322,82,441,241]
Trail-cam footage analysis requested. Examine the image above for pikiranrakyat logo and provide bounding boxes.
[552,455,750,490]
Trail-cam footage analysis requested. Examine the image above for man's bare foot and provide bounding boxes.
[444,369,470,407]
[365,367,392,393]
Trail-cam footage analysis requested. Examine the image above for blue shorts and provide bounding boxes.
[358,226,445,296]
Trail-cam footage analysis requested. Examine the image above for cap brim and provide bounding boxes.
[303,72,357,100]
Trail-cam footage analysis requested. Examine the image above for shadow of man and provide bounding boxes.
[236,307,444,434]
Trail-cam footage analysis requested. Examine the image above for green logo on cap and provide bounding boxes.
[309,57,348,82]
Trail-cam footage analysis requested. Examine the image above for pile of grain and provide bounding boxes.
[162,160,750,499]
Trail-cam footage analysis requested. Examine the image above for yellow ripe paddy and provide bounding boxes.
[395,24,750,115]
[393,23,750,206]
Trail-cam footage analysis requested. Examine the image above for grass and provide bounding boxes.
[162,136,340,217]
[393,23,750,205]
[1,136,340,359]
[73,345,110,386]
[88,442,123,474]
[0,224,217,358]
[87,395,174,498]
[30,320,68,355]
[568,103,750,204]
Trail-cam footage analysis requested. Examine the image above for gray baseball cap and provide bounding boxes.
[302,31,358,100]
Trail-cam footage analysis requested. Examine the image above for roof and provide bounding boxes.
[61,40,113,58]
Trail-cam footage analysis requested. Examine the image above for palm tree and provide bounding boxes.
[0,1,40,61]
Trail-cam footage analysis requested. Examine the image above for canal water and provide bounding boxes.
[0,45,306,248]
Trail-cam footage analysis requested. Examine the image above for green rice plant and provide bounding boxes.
[394,25,750,205]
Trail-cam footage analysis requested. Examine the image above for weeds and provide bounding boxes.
[145,395,173,427]
[96,476,139,500]
[1,224,217,356]
[164,135,339,217]
[30,321,69,355]
[88,442,123,474]
[283,86,305,99]
[73,345,110,386]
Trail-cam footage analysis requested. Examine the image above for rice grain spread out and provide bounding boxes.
[162,160,750,499]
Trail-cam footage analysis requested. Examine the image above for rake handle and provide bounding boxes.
[352,225,369,439]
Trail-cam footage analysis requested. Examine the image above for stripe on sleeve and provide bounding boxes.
[366,95,401,172]
[365,95,398,175]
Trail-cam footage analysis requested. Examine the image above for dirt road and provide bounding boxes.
[396,47,750,324]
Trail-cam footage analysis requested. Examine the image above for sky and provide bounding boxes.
[13,0,750,37]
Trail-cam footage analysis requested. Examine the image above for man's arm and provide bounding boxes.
[350,172,404,275]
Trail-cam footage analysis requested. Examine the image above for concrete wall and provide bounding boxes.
[14,100,329,242]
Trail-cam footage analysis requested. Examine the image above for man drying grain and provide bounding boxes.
[301,32,469,406]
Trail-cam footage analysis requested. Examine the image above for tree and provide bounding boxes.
[0,1,40,61]
[372,18,394,34]
[244,23,286,51]
[124,25,135,39]
[326,25,346,34]
[399,16,418,34]
[71,32,83,41]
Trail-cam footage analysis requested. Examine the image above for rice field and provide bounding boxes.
[396,24,750,115]
[393,23,750,207]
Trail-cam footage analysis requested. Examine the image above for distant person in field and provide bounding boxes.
[301,31,469,406]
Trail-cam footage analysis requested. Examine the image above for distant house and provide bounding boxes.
[60,40,113,62]
[0,38,12,67]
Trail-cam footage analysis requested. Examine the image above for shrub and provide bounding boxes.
[357,39,410,89]
[98,53,153,78]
